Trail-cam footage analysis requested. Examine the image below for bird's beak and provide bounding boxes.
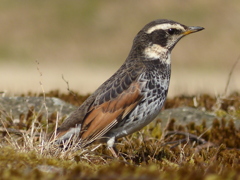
[182,26,204,35]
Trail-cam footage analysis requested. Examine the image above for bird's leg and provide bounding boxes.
[107,136,119,158]
[108,146,119,158]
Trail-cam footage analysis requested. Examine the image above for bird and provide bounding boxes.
[50,19,204,157]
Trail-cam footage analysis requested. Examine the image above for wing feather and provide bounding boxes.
[80,82,143,145]
[51,61,145,146]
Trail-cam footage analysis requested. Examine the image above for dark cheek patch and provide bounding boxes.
[151,30,168,47]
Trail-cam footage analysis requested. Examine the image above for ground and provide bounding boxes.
[0,91,240,180]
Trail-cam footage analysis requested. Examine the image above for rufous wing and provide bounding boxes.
[80,82,143,146]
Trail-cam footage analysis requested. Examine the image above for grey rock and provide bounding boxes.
[157,106,235,128]
[1,97,239,129]
[0,96,76,119]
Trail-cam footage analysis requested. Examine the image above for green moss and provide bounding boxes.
[1,92,240,179]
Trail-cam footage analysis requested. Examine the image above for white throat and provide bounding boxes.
[144,44,171,64]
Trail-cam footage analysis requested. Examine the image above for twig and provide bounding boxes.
[163,131,216,152]
[164,131,208,145]
[0,127,24,136]
[62,74,81,105]
[36,60,49,134]
[224,56,240,95]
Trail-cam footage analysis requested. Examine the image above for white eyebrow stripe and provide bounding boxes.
[146,24,185,34]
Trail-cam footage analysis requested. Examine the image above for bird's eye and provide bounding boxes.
[168,28,175,35]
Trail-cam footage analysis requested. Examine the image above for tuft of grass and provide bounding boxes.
[1,91,240,179]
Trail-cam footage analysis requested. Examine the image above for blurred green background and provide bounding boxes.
[0,0,240,96]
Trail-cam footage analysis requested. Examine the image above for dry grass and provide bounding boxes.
[1,91,240,179]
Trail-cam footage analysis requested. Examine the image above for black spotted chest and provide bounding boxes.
[142,62,171,99]
[120,64,171,125]
[141,68,170,109]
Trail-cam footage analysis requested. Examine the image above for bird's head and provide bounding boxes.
[129,19,204,62]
